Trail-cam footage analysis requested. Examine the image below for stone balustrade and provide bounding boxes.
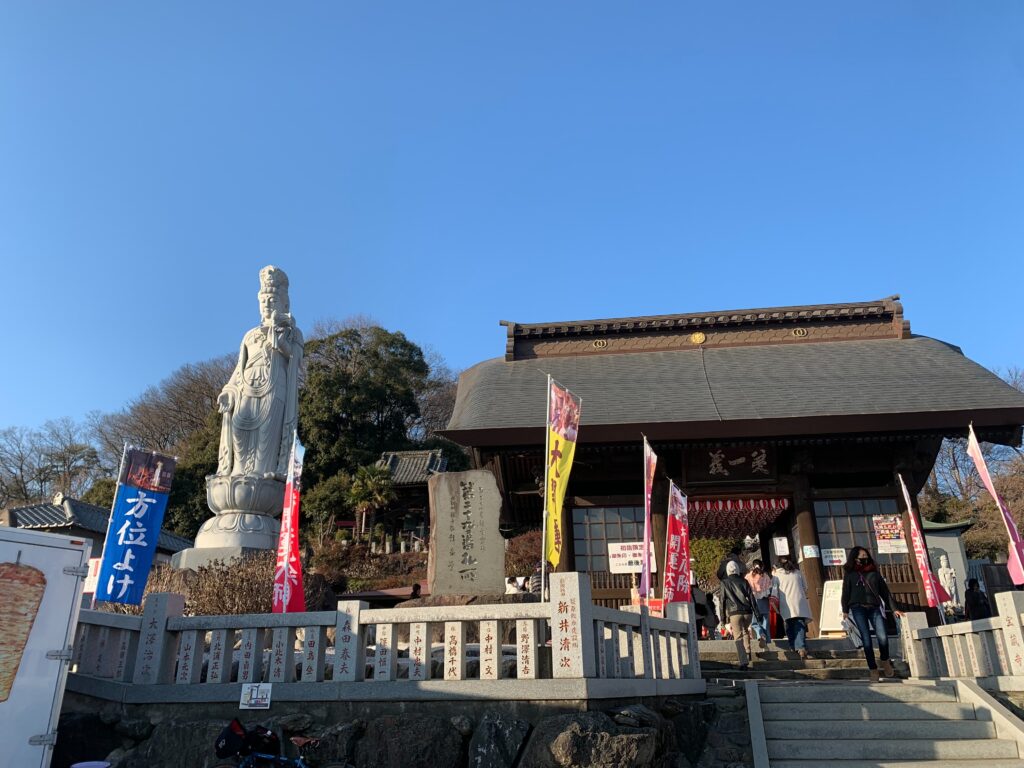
[901,591,1024,689]
[67,572,704,703]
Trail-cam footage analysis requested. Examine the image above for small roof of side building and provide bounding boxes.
[442,297,1024,447]
[2,496,194,553]
[377,449,447,486]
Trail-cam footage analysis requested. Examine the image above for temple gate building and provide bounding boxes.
[441,297,1024,635]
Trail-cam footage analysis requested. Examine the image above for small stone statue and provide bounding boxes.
[173,266,303,568]
[938,554,960,607]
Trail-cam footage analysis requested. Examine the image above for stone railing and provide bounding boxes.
[67,572,704,703]
[901,591,1024,690]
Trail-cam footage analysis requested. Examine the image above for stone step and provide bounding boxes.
[758,682,959,703]
[701,649,867,662]
[764,719,996,741]
[708,668,875,681]
[770,760,1024,768]
[767,738,1020,761]
[703,658,880,670]
[762,701,978,721]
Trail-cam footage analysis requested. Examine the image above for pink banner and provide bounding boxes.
[899,474,939,609]
[273,436,306,614]
[663,481,691,604]
[639,437,658,598]
[968,425,1024,585]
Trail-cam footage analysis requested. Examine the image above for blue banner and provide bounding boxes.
[95,448,176,605]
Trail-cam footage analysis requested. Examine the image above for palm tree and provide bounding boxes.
[348,464,396,540]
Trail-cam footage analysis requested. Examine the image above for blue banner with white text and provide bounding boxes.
[95,448,176,605]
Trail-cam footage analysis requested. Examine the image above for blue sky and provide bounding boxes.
[1,3,1022,428]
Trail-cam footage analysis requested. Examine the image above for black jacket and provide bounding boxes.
[720,574,760,619]
[841,567,893,614]
[965,589,992,620]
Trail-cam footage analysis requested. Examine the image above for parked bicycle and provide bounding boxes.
[213,719,351,768]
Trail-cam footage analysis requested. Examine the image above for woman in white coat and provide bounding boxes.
[771,555,812,659]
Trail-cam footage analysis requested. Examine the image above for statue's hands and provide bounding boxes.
[217,390,234,413]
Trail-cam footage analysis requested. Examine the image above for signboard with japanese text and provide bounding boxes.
[772,536,790,557]
[685,445,775,484]
[872,514,908,554]
[608,541,658,574]
[427,470,504,595]
[663,482,691,604]
[273,436,305,613]
[822,548,846,566]
[95,447,177,605]
[544,377,581,570]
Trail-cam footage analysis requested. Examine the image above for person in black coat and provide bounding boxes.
[721,560,761,670]
[964,578,992,620]
[841,546,902,681]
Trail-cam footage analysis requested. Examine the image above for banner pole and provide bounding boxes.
[541,375,552,601]
[93,442,129,607]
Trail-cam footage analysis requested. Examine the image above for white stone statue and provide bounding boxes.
[173,266,303,568]
[938,554,960,607]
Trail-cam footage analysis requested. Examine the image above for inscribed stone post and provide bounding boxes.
[207,629,231,684]
[238,628,265,683]
[550,572,596,679]
[427,470,505,596]
[408,622,430,681]
[334,601,367,682]
[995,591,1024,675]
[133,592,185,684]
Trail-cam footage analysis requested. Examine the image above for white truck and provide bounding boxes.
[0,526,91,768]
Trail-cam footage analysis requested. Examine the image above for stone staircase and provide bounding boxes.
[758,680,1024,767]
[701,642,910,682]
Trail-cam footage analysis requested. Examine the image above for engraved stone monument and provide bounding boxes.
[427,469,505,596]
[173,265,304,568]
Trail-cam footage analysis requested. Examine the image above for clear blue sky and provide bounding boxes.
[2,3,1022,428]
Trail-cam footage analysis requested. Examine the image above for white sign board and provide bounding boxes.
[82,558,102,594]
[802,544,820,560]
[822,548,846,566]
[239,682,272,709]
[607,542,658,574]
[0,527,90,768]
[772,536,790,557]
[819,579,845,633]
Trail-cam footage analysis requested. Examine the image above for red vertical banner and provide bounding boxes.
[273,435,306,614]
[968,424,1024,585]
[899,473,939,609]
[639,436,658,598]
[663,481,691,604]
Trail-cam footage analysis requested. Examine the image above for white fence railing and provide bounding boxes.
[68,572,703,702]
[901,591,1024,689]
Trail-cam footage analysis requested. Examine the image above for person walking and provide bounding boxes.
[716,546,749,580]
[964,578,992,620]
[745,559,773,650]
[720,560,761,671]
[772,555,812,659]
[841,546,902,682]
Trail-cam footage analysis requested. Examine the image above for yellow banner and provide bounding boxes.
[545,379,581,569]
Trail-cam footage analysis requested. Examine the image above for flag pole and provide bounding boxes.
[541,375,552,601]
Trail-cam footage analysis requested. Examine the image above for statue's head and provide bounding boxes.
[258,265,290,321]
[940,554,950,567]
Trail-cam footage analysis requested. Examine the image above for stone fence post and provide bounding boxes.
[899,612,931,678]
[665,600,700,679]
[550,572,596,679]
[334,600,368,682]
[995,591,1024,677]
[132,592,185,684]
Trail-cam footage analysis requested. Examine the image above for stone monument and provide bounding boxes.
[427,470,505,596]
[938,553,960,607]
[173,265,304,568]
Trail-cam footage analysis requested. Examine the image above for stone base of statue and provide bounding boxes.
[171,475,285,569]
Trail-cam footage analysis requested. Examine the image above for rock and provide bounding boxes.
[451,715,474,737]
[53,713,122,768]
[269,712,315,733]
[113,720,226,768]
[105,746,134,767]
[468,711,531,768]
[115,718,154,741]
[519,712,659,768]
[607,704,661,728]
[313,720,363,764]
[355,715,463,768]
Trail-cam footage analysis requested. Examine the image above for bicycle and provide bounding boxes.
[213,719,351,768]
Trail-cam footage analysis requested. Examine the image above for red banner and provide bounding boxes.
[899,474,939,609]
[663,481,691,604]
[968,425,1024,585]
[273,436,305,614]
[639,437,658,597]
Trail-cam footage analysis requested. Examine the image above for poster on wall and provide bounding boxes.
[872,515,908,554]
[608,541,658,574]
[822,548,847,566]
[772,536,790,557]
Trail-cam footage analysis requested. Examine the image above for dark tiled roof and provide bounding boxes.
[377,450,447,486]
[444,335,1024,444]
[6,497,193,553]
[923,519,975,533]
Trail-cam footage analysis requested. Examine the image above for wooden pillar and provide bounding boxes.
[792,476,824,638]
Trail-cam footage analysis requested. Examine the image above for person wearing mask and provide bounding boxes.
[745,559,773,650]
[771,555,812,659]
[841,546,902,681]
[720,560,761,671]
[964,577,992,621]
